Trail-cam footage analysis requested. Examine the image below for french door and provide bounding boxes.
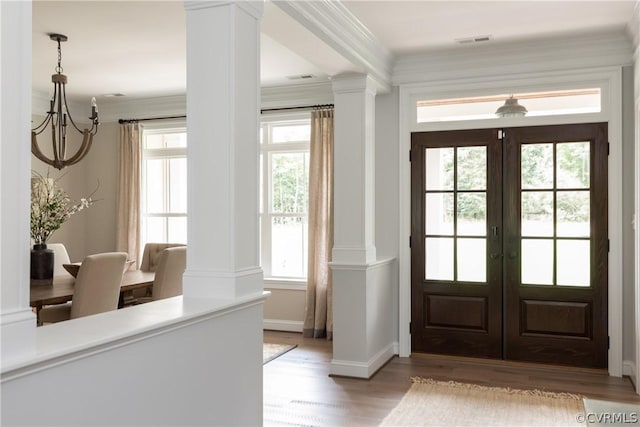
[410,123,608,369]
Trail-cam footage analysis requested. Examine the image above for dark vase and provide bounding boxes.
[31,243,54,280]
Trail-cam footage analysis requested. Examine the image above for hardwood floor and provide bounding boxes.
[263,331,640,426]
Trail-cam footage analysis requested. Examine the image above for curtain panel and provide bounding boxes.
[116,122,141,267]
[303,108,334,339]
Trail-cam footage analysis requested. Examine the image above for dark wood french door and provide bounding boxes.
[410,123,608,369]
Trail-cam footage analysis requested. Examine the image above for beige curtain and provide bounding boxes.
[303,108,334,339]
[116,122,141,266]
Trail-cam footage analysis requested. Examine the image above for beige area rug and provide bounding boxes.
[380,377,585,427]
[263,343,297,364]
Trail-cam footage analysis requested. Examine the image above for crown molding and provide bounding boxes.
[35,82,335,123]
[273,0,392,93]
[261,81,333,109]
[393,29,634,86]
[629,1,640,50]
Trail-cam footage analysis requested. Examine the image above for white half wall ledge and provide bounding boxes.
[1,293,268,379]
[329,342,395,379]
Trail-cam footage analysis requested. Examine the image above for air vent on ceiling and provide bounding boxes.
[455,35,492,45]
[286,74,315,80]
[102,93,126,97]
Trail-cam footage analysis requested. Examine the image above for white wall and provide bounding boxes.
[622,66,637,368]
[375,87,400,345]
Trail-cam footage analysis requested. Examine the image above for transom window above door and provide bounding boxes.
[416,88,601,123]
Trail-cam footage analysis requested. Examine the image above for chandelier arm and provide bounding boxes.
[62,131,93,166]
[62,84,84,134]
[32,114,53,135]
[31,132,57,169]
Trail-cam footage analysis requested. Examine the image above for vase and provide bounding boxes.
[31,243,54,280]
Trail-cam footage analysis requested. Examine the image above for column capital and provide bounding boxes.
[184,0,264,19]
[331,73,377,96]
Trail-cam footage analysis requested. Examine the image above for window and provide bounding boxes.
[416,88,601,123]
[141,126,187,249]
[260,116,311,280]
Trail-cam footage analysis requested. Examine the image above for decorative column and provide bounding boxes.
[183,1,264,299]
[331,73,377,264]
[0,0,37,363]
[330,73,395,378]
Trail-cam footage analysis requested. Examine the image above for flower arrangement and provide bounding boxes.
[30,171,98,245]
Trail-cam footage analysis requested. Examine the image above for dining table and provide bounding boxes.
[30,269,155,321]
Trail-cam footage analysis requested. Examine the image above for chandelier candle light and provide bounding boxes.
[32,33,99,170]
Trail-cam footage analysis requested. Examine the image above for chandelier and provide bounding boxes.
[32,33,99,170]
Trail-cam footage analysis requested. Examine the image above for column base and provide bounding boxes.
[1,309,36,367]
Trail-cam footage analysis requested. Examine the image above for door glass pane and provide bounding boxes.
[457,238,486,282]
[521,239,553,285]
[425,148,454,190]
[521,192,553,237]
[557,142,589,189]
[522,144,553,189]
[557,240,590,286]
[425,237,453,281]
[457,146,486,190]
[457,193,486,236]
[425,193,454,235]
[557,191,590,237]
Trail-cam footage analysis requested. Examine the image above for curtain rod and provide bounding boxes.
[118,104,334,124]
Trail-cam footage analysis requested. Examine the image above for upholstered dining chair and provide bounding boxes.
[39,252,127,324]
[152,246,187,300]
[139,242,186,272]
[134,246,187,304]
[125,242,186,305]
[48,243,71,276]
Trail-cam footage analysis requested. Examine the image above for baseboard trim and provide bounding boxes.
[329,342,395,379]
[623,360,637,386]
[263,319,303,333]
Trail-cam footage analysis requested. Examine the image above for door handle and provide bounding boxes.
[490,253,500,260]
[508,251,518,259]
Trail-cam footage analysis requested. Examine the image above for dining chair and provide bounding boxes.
[38,252,127,324]
[152,246,187,300]
[48,242,71,276]
[139,242,186,272]
[134,246,187,304]
[124,242,186,305]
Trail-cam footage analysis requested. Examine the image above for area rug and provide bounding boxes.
[263,343,296,364]
[380,377,585,426]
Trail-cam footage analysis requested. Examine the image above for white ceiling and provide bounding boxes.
[32,0,637,103]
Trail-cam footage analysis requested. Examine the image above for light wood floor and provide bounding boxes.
[264,331,640,426]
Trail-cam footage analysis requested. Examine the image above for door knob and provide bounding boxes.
[490,253,500,260]
[508,251,517,259]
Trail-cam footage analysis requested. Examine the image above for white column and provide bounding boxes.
[183,0,264,299]
[330,74,395,378]
[331,73,377,264]
[0,1,37,363]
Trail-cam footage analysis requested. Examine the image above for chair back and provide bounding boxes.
[70,252,127,319]
[48,243,71,276]
[152,246,187,300]
[140,243,186,272]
